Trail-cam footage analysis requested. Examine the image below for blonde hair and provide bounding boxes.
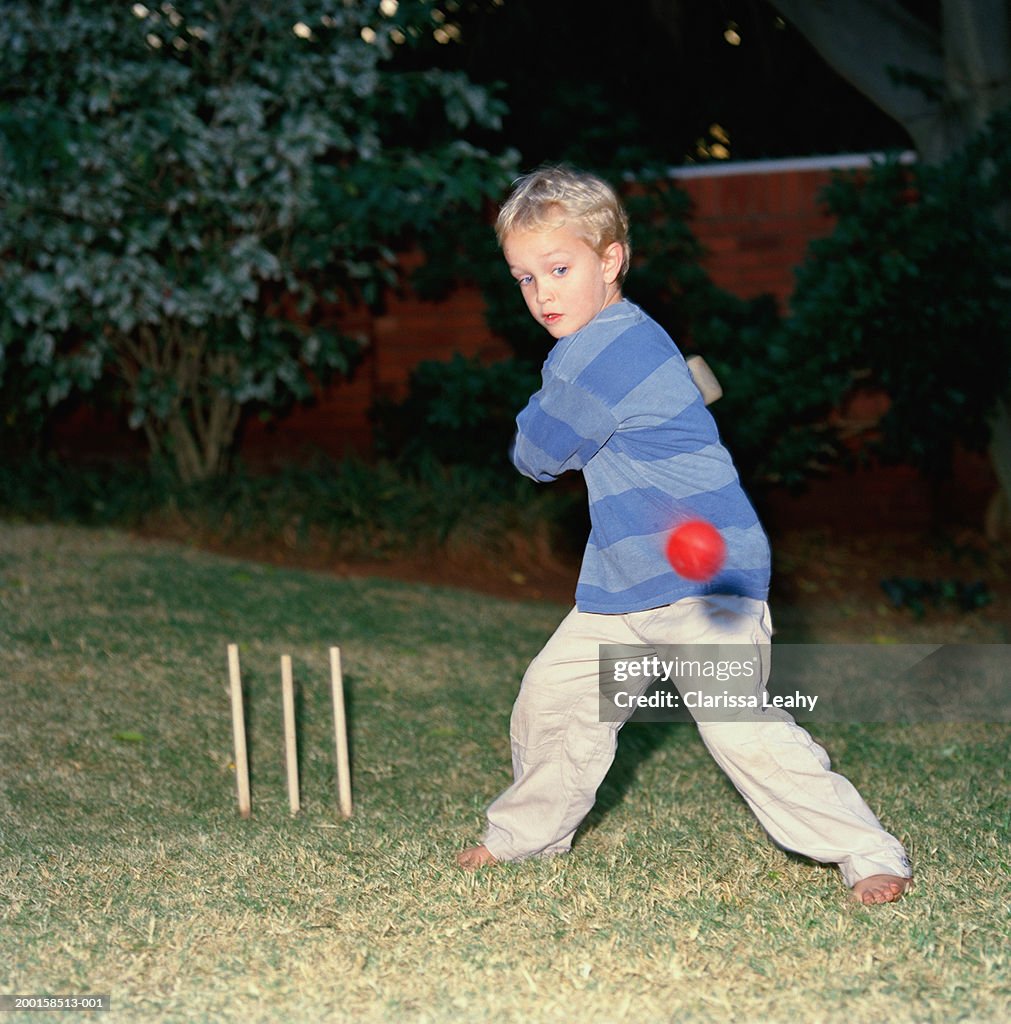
[495,165,631,283]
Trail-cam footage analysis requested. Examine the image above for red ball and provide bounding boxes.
[666,519,726,581]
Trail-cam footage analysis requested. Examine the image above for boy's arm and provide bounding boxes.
[511,377,619,482]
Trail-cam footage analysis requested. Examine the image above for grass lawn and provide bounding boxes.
[1,523,1009,1023]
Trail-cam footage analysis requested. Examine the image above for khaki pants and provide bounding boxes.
[481,595,911,888]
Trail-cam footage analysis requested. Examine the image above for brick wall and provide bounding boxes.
[671,155,850,308]
[241,263,509,462]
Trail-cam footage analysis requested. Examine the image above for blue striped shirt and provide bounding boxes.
[512,299,771,613]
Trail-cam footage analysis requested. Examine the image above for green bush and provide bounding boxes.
[686,291,845,489]
[619,178,838,489]
[0,457,172,526]
[372,353,540,472]
[788,143,1011,477]
[0,0,516,482]
[0,454,579,562]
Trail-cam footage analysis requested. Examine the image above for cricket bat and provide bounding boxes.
[686,354,723,406]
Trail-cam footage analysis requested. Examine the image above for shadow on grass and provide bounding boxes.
[577,722,697,840]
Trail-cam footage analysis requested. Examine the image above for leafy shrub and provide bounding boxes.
[618,178,841,489]
[880,577,992,619]
[0,457,173,526]
[372,353,540,472]
[0,0,516,482]
[687,291,846,488]
[788,144,1011,477]
[0,454,578,563]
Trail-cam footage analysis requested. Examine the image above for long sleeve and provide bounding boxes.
[512,377,619,482]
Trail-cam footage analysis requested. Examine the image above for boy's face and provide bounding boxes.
[503,224,624,340]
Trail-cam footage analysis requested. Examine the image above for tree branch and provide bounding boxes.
[768,0,944,153]
[942,0,1011,130]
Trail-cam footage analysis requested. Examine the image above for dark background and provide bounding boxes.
[396,0,913,170]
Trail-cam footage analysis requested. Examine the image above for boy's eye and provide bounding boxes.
[517,275,533,286]
[552,266,568,277]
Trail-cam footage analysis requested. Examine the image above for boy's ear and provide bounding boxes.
[601,241,625,284]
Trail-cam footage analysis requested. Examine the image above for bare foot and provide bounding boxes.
[457,844,498,871]
[851,874,912,905]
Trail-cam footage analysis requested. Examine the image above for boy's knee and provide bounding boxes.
[697,721,833,776]
[510,672,615,768]
[509,678,563,752]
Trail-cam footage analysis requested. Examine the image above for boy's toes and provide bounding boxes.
[851,873,912,904]
[457,844,498,871]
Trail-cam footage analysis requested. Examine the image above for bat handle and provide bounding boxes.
[686,354,723,406]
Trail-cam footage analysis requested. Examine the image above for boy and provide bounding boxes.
[456,166,912,904]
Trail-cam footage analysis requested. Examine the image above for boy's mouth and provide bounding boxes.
[543,313,562,326]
